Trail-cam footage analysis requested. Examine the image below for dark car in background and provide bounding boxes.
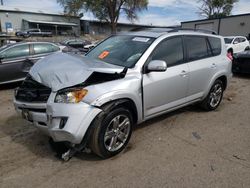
[16,29,52,38]
[0,42,60,84]
[232,51,250,74]
[61,39,91,52]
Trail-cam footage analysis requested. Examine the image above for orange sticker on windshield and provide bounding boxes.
[98,51,109,59]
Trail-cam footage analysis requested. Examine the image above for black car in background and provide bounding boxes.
[232,51,250,74]
[0,42,60,84]
[61,39,91,52]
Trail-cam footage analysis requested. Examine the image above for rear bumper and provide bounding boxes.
[14,99,102,144]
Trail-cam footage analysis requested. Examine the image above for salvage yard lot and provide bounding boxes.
[0,76,250,188]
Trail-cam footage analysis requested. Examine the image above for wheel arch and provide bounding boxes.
[100,98,138,124]
[204,72,228,99]
[217,75,227,91]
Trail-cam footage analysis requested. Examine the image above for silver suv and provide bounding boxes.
[14,29,232,160]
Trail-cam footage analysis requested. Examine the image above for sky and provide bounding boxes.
[2,0,250,26]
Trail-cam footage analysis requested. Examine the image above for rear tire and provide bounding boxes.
[90,107,133,158]
[201,80,224,111]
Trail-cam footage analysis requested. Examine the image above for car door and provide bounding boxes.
[184,35,217,99]
[0,44,31,83]
[143,36,189,118]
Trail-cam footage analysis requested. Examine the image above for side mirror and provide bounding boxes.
[233,40,239,44]
[147,60,167,72]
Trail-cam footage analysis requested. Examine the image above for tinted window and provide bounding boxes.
[224,38,233,44]
[151,37,184,67]
[233,38,240,44]
[185,36,209,61]
[240,38,246,42]
[208,37,221,56]
[68,41,83,48]
[50,44,60,52]
[34,43,59,54]
[2,44,29,59]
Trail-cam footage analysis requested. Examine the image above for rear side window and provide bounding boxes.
[240,38,246,42]
[50,44,60,52]
[208,37,221,56]
[2,44,30,59]
[233,38,240,44]
[151,37,184,67]
[34,43,59,54]
[185,36,209,61]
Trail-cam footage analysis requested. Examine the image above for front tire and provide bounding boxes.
[90,107,133,158]
[201,80,224,111]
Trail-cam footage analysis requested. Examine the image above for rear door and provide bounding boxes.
[185,35,221,99]
[0,44,31,83]
[143,36,189,118]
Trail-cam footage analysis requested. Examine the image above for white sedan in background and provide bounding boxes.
[224,36,250,55]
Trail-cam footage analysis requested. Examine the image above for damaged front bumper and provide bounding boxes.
[13,99,102,144]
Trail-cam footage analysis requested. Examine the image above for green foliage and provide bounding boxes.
[57,0,148,33]
[198,0,239,18]
[57,0,85,16]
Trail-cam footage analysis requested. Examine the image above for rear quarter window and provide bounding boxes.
[34,43,59,54]
[208,37,221,56]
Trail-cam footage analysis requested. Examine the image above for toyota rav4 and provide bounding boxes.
[14,29,232,160]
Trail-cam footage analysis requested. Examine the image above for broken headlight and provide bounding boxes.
[55,88,88,103]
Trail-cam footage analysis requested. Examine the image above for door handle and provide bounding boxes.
[211,63,217,69]
[180,70,187,77]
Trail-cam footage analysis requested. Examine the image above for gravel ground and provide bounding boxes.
[0,76,250,188]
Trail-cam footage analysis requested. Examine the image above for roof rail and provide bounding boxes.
[169,28,218,35]
[130,27,178,32]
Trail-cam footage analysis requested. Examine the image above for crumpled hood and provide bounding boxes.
[29,52,124,91]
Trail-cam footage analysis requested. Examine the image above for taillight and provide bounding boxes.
[227,52,233,61]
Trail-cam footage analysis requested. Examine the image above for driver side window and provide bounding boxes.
[151,37,184,67]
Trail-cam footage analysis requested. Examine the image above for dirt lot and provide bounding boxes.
[0,76,250,188]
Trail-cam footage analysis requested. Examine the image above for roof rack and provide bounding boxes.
[130,27,177,32]
[169,28,218,35]
[130,27,218,35]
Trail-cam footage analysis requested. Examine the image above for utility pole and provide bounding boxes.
[1,0,3,6]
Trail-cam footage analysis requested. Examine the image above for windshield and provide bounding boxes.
[86,35,155,68]
[224,38,234,44]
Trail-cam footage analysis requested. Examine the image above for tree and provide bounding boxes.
[198,0,239,19]
[57,0,148,33]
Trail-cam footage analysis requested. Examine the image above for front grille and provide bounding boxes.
[16,75,51,103]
